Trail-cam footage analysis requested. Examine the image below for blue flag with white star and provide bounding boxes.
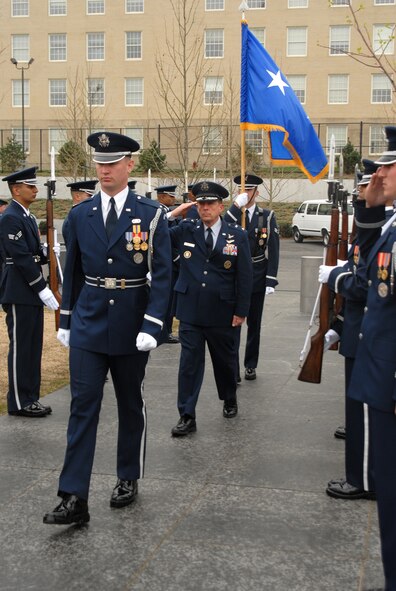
[240,21,328,183]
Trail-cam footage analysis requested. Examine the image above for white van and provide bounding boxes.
[292,199,353,245]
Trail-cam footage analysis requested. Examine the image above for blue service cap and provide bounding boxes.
[192,181,229,202]
[375,126,396,166]
[66,179,98,195]
[233,173,263,188]
[2,166,38,186]
[155,185,177,197]
[87,132,139,164]
[357,159,380,186]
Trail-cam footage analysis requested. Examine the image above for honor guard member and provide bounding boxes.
[0,199,8,289]
[183,184,199,220]
[225,173,279,381]
[345,126,396,591]
[155,185,180,343]
[62,179,97,248]
[43,132,172,525]
[168,181,253,436]
[0,167,59,417]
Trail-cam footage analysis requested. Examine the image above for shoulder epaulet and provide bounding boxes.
[74,197,93,209]
[135,195,161,209]
[225,221,246,232]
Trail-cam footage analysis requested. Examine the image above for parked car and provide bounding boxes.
[291,199,353,245]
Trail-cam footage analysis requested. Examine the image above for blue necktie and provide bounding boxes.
[106,198,117,239]
[205,227,213,254]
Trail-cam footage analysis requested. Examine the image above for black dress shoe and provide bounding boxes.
[236,376,241,384]
[223,400,238,418]
[171,415,197,436]
[110,479,138,508]
[244,368,256,380]
[166,334,180,344]
[326,479,376,500]
[43,495,90,525]
[334,426,346,440]
[9,401,50,418]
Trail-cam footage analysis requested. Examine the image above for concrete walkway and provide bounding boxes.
[0,240,384,591]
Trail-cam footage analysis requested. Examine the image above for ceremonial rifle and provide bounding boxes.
[45,146,62,330]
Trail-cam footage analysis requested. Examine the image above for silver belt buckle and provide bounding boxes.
[104,277,117,289]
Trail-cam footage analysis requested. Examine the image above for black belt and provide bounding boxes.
[5,255,41,264]
[84,275,147,289]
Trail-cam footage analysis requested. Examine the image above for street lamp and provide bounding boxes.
[10,57,34,157]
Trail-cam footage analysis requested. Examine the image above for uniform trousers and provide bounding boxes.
[177,322,237,418]
[244,291,265,369]
[345,357,375,491]
[3,303,43,412]
[370,407,396,591]
[59,347,149,500]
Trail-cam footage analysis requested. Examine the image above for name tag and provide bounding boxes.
[183,242,195,247]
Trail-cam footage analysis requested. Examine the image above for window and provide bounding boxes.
[202,126,222,155]
[306,203,318,215]
[246,130,263,154]
[126,32,142,59]
[87,0,104,13]
[373,24,395,55]
[49,34,67,61]
[12,0,29,16]
[328,74,349,103]
[12,34,30,61]
[330,0,349,5]
[204,77,223,105]
[49,0,66,15]
[374,0,395,4]
[287,75,306,103]
[87,78,104,105]
[126,0,143,12]
[327,126,347,154]
[125,78,144,106]
[49,128,67,153]
[372,74,392,103]
[287,27,307,56]
[329,25,350,55]
[87,32,105,60]
[251,28,265,47]
[12,79,29,106]
[205,0,224,9]
[369,125,388,154]
[205,29,224,58]
[318,203,332,215]
[12,128,30,152]
[49,79,67,106]
[248,0,266,7]
[288,0,308,6]
[124,127,143,152]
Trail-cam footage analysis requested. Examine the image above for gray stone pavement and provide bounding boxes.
[0,240,384,591]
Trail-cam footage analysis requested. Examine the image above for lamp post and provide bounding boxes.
[10,57,34,157]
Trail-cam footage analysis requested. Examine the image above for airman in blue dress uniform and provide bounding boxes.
[0,167,59,418]
[43,132,172,525]
[168,181,253,436]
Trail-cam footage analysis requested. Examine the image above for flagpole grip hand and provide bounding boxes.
[234,192,249,208]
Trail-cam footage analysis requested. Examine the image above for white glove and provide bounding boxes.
[53,243,61,257]
[337,259,347,266]
[38,287,59,310]
[234,192,249,208]
[146,271,152,284]
[57,328,70,347]
[136,332,157,352]
[318,265,337,284]
[265,287,275,295]
[42,243,48,257]
[324,329,340,352]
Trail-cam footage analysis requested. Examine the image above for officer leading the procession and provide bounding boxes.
[43,132,171,525]
[225,174,279,381]
[168,181,253,436]
[0,167,59,417]
[345,126,396,591]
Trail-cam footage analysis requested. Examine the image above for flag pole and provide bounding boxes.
[239,1,249,229]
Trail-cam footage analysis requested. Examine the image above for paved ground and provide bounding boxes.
[0,239,384,591]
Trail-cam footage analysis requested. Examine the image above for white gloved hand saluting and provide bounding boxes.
[318,265,337,284]
[38,287,59,310]
[324,329,340,352]
[265,287,275,295]
[136,332,157,352]
[234,192,249,208]
[57,328,70,347]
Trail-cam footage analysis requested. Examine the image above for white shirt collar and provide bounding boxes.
[100,186,129,219]
[12,199,30,216]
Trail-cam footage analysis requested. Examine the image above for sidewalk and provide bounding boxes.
[0,240,384,591]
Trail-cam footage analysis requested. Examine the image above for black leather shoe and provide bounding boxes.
[223,400,238,418]
[9,401,50,418]
[334,426,346,440]
[244,368,256,380]
[326,479,375,500]
[166,334,180,344]
[171,415,197,436]
[110,479,138,508]
[43,495,90,525]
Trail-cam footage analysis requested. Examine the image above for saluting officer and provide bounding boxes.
[62,179,97,248]
[225,173,279,381]
[0,168,59,418]
[346,126,396,591]
[43,132,171,525]
[168,181,253,436]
